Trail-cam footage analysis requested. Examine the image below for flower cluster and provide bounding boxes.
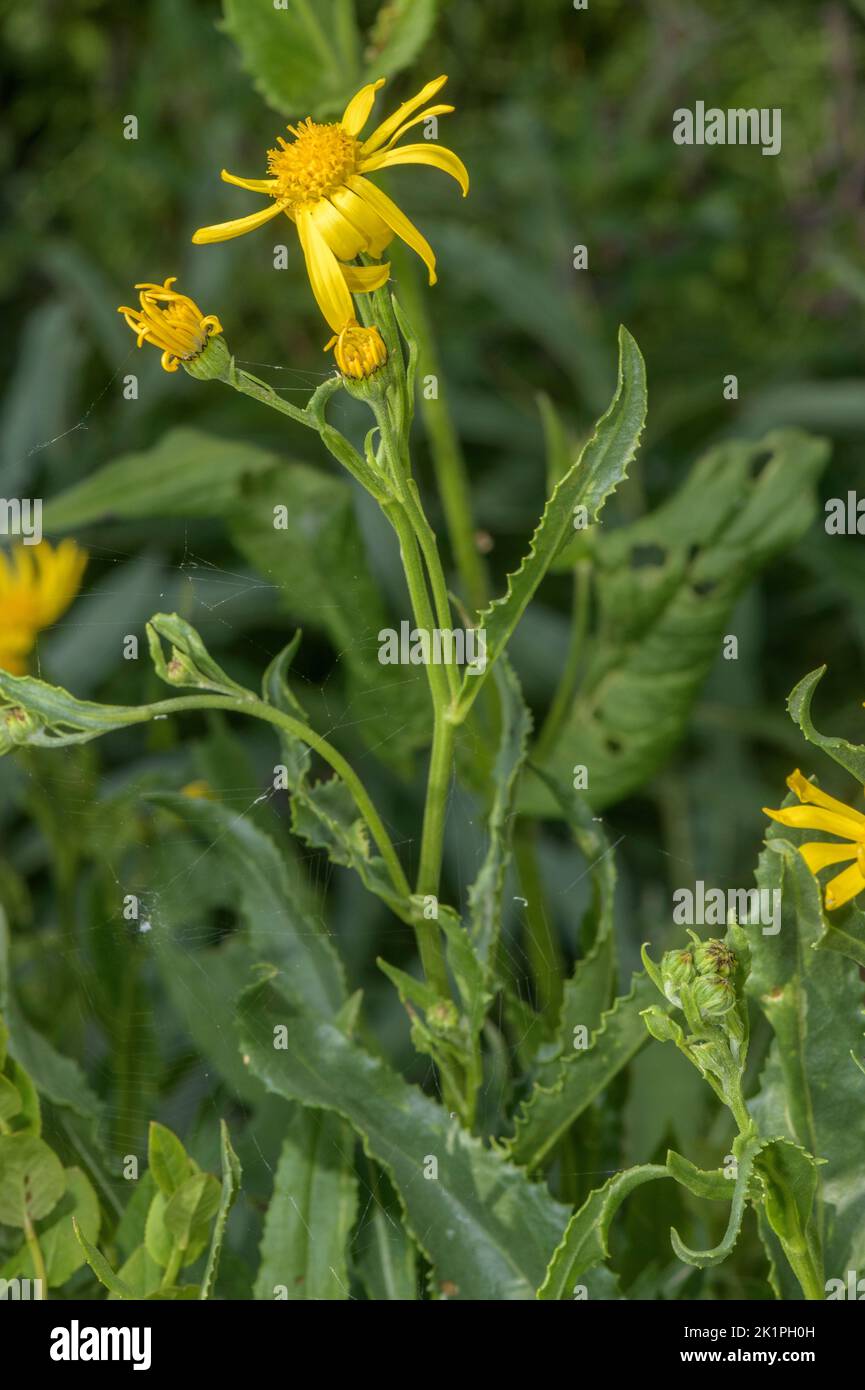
[642,927,751,1132]
[118,76,468,380]
[659,935,737,1020]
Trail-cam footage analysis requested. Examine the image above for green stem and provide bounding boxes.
[534,560,590,761]
[24,1214,48,1297]
[399,482,461,703]
[133,694,411,908]
[382,501,452,713]
[416,713,456,902]
[783,1242,825,1302]
[390,251,489,614]
[222,360,319,429]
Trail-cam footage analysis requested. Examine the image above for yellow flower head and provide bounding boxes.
[118,277,223,372]
[763,769,865,910]
[326,319,388,379]
[192,75,469,334]
[0,540,88,674]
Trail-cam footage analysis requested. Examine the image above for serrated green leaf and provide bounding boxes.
[253,1108,356,1301]
[290,778,405,917]
[238,972,569,1299]
[73,1218,134,1299]
[0,669,142,750]
[0,1135,65,1228]
[537,1165,668,1299]
[506,973,659,1172]
[670,1131,763,1270]
[528,772,617,1087]
[457,326,646,716]
[786,665,865,784]
[201,1120,242,1300]
[747,836,865,1281]
[666,1149,734,1202]
[525,429,829,813]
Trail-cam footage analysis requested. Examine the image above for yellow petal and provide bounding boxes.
[346,174,437,284]
[192,201,284,244]
[221,169,280,193]
[786,768,865,830]
[295,206,355,333]
[341,262,391,292]
[371,104,454,151]
[798,841,858,873]
[763,804,865,841]
[309,198,368,261]
[329,185,392,257]
[824,861,865,910]
[361,142,469,196]
[361,75,449,155]
[341,78,386,137]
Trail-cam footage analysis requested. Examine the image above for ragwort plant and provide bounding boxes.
[1,30,863,1304]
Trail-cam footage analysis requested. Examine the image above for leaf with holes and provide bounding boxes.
[524,429,829,814]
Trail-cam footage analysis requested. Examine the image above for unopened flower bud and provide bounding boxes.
[2,705,41,746]
[694,939,737,978]
[661,948,696,1005]
[428,1000,459,1034]
[692,973,736,1019]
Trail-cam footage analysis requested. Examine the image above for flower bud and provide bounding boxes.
[692,973,736,1019]
[2,705,41,747]
[694,939,737,978]
[661,948,696,1005]
[427,1000,459,1034]
[327,319,388,381]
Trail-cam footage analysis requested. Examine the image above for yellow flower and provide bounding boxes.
[326,319,388,379]
[191,75,469,333]
[0,541,88,674]
[118,277,223,372]
[763,769,865,909]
